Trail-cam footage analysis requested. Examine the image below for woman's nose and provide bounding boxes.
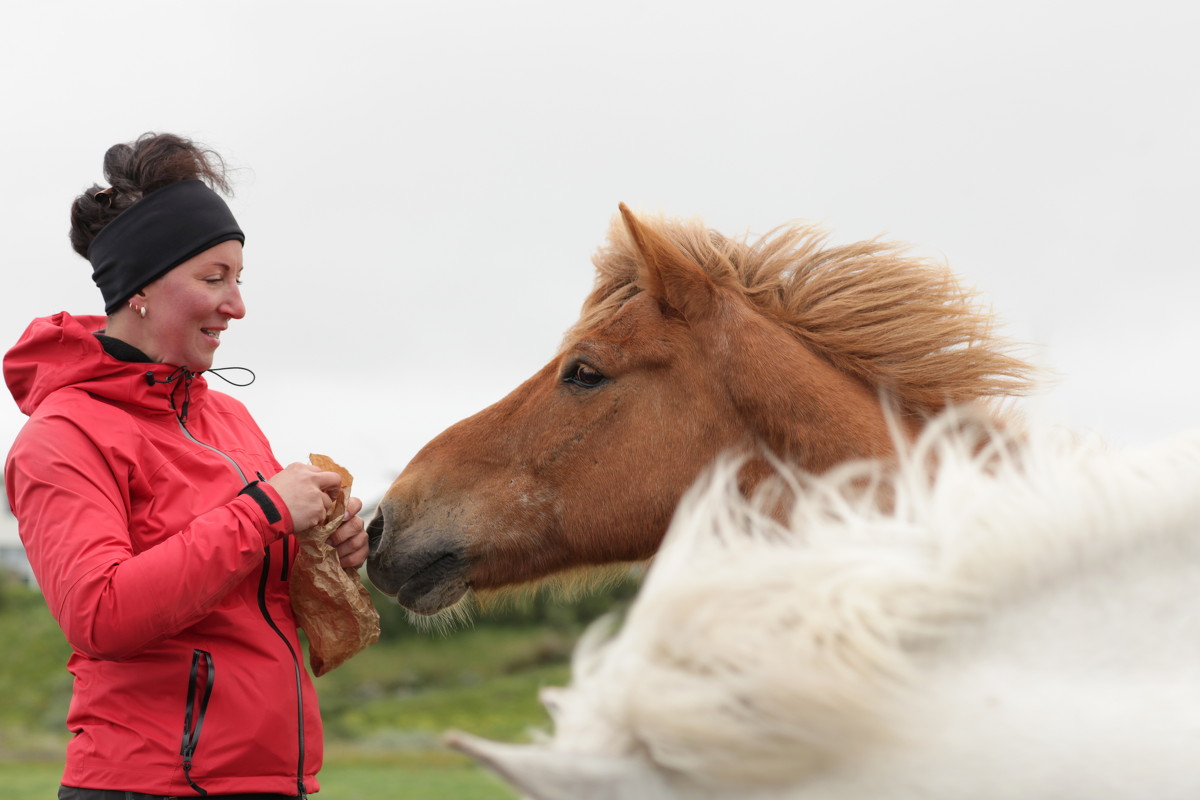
[221,285,247,319]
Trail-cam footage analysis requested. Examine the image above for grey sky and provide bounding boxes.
[3,0,1198,505]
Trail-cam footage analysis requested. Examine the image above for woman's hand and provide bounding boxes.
[327,496,369,569]
[267,463,341,532]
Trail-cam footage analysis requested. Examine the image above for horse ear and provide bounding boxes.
[445,730,665,800]
[619,203,719,322]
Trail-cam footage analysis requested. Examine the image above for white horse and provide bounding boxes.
[447,412,1200,799]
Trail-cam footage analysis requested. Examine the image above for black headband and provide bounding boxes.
[88,179,245,314]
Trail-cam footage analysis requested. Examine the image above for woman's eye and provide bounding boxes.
[564,363,606,388]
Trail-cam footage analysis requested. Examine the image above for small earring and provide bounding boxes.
[139,305,147,319]
[129,301,146,319]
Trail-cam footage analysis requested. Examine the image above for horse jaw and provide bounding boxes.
[444,730,671,800]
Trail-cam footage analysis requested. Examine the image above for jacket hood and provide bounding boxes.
[5,311,208,418]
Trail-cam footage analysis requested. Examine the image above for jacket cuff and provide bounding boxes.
[238,480,293,537]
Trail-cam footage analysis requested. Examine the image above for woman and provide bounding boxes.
[4,133,368,799]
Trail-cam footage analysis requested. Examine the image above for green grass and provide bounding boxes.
[0,751,521,800]
[316,627,572,741]
[0,760,66,800]
[319,750,520,800]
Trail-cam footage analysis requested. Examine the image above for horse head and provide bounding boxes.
[366,206,1030,617]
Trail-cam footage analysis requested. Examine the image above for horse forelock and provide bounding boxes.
[567,211,1036,416]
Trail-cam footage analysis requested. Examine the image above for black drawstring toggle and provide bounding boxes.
[143,366,196,423]
[143,366,192,387]
[143,365,255,424]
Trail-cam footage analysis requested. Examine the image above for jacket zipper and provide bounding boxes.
[177,418,249,484]
[181,649,215,796]
[178,417,308,797]
[259,546,308,798]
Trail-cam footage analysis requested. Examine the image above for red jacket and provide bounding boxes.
[5,312,322,797]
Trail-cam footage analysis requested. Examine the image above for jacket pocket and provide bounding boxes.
[180,648,215,795]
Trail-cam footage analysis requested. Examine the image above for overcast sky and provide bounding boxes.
[3,0,1198,505]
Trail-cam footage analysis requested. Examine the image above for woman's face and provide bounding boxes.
[137,239,246,371]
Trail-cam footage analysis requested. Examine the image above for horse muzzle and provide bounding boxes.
[365,507,472,615]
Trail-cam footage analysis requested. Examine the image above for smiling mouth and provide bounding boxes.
[201,329,222,340]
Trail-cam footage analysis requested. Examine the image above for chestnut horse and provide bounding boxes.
[366,205,1033,616]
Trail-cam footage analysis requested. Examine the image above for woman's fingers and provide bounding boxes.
[267,464,344,532]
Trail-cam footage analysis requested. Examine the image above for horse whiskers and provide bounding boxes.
[404,563,648,632]
[403,596,479,635]
[477,563,647,609]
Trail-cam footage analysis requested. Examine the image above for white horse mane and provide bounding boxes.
[450,411,1200,799]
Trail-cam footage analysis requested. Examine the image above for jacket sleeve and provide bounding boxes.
[7,411,295,661]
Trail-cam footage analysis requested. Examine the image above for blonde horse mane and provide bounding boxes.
[568,212,1035,416]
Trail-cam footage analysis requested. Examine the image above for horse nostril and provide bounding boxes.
[367,512,385,553]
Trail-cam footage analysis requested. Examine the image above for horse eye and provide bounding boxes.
[564,362,606,388]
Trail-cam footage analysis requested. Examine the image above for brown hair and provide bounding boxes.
[69,132,233,259]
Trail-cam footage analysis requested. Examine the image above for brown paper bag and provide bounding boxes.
[289,454,381,676]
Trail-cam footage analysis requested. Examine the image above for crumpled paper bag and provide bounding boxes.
[289,453,381,676]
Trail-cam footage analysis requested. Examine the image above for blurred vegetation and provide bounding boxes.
[0,570,75,756]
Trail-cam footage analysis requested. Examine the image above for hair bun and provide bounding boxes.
[69,132,232,260]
